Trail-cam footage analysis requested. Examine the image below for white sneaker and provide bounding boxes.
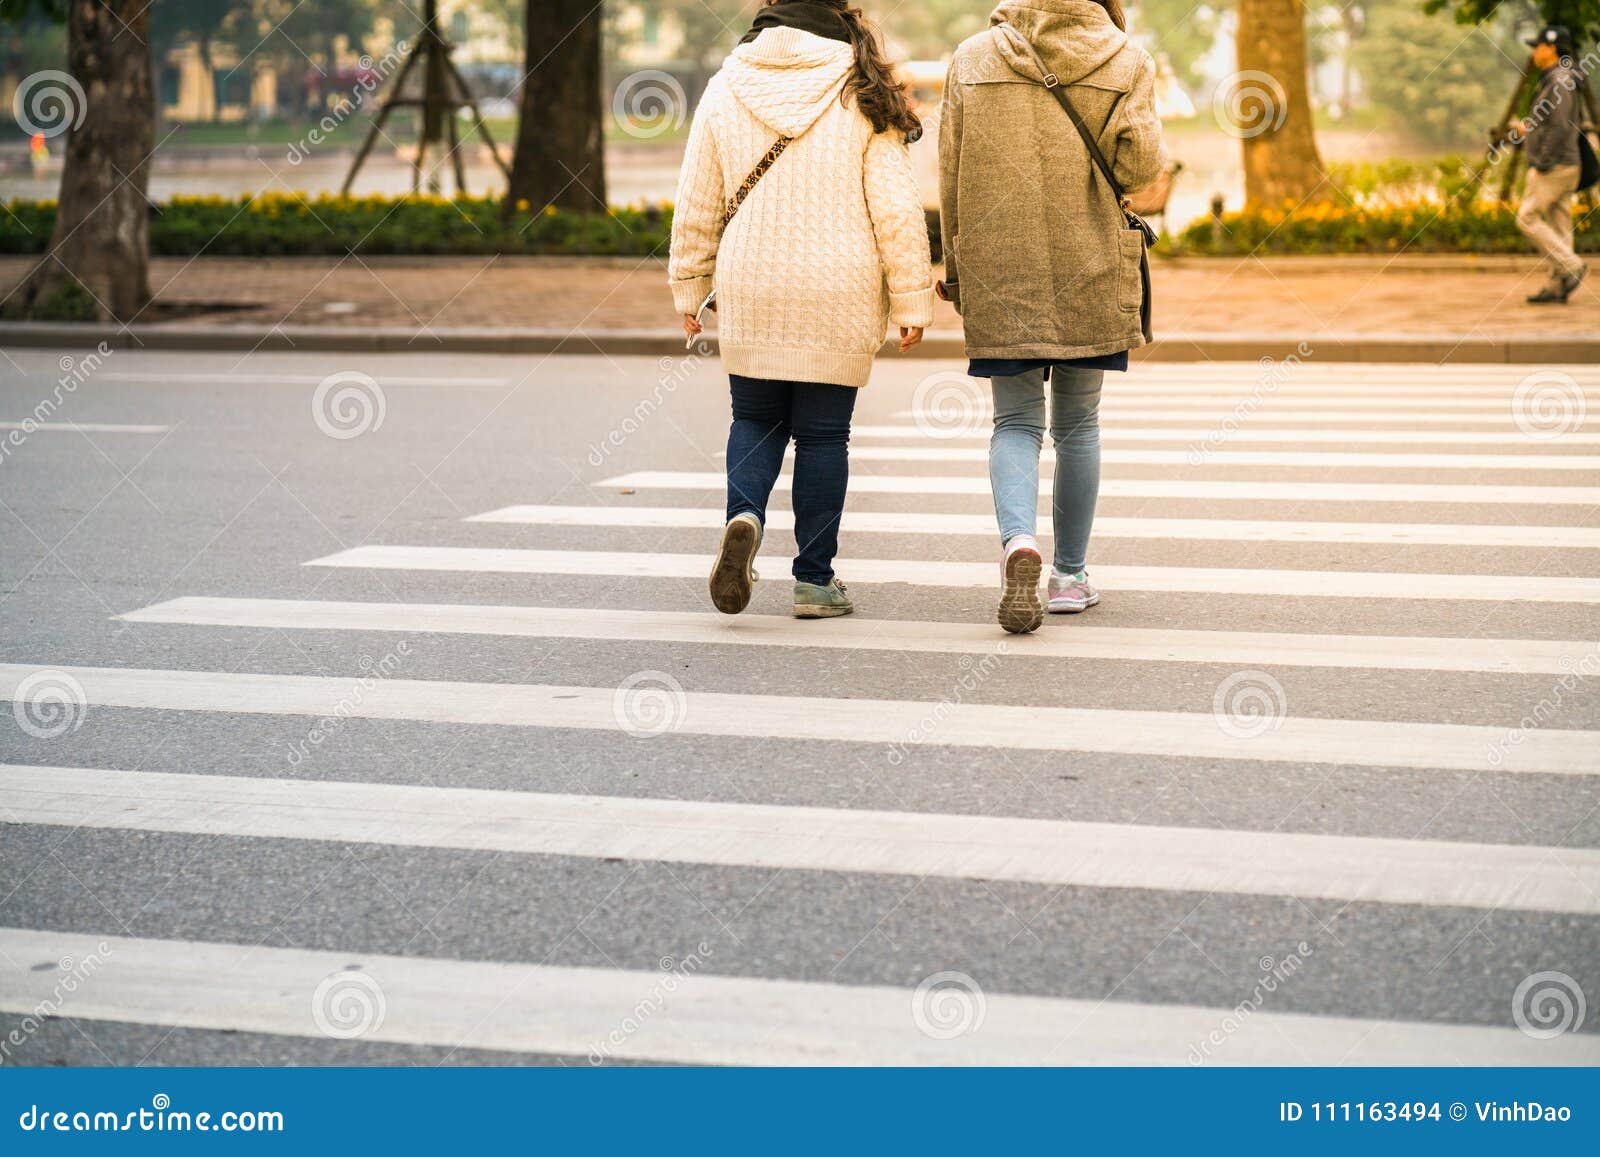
[998,535,1044,635]
[1048,567,1100,613]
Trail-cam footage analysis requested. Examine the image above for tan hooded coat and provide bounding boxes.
[939,0,1166,359]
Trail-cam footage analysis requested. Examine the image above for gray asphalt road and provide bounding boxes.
[1,347,1597,1066]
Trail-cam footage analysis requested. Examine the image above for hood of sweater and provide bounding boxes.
[989,0,1128,85]
[722,26,855,138]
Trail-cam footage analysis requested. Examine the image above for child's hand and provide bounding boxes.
[898,326,923,353]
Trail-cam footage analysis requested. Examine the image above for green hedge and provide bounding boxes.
[1177,199,1599,256]
[0,194,672,258]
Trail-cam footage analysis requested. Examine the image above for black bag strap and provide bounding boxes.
[995,24,1127,205]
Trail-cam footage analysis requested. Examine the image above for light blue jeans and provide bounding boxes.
[988,367,1103,573]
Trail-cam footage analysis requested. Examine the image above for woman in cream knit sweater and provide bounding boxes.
[668,0,934,620]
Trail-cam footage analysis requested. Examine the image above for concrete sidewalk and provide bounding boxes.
[2,253,1597,362]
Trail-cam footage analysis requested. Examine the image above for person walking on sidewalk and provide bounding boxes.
[669,0,934,620]
[1518,25,1590,305]
[937,0,1165,633]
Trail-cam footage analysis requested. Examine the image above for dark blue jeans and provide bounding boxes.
[725,374,859,586]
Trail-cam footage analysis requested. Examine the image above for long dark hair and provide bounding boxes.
[769,0,920,138]
[1093,0,1127,31]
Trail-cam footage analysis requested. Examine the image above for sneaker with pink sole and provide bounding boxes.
[1048,568,1100,614]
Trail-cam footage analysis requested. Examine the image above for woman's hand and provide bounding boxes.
[683,313,703,341]
[898,326,923,353]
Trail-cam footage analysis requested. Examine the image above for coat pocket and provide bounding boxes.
[1116,230,1145,314]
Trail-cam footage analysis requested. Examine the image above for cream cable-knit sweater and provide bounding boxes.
[668,26,934,389]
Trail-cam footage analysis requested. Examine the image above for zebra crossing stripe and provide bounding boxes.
[119,598,1600,676]
[890,409,1582,426]
[1,664,1593,774]
[844,447,1600,470]
[599,471,1600,505]
[466,505,1600,549]
[303,546,1600,604]
[851,425,1600,446]
[0,422,170,434]
[7,764,1597,913]
[3,928,1594,1065]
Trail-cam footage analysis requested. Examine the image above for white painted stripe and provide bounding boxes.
[893,409,1587,426]
[601,471,1600,505]
[306,546,1600,604]
[854,424,1600,445]
[0,421,170,434]
[849,446,1600,470]
[998,384,1580,398]
[909,398,1546,411]
[4,928,1592,1065]
[11,764,1599,913]
[3,663,1591,774]
[120,597,1600,676]
[102,372,505,387]
[467,504,1600,549]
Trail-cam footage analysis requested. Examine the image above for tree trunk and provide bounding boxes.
[1233,0,1329,209]
[507,0,606,212]
[9,0,153,321]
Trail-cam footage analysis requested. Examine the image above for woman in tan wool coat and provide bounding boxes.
[940,0,1165,634]
[669,0,934,621]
